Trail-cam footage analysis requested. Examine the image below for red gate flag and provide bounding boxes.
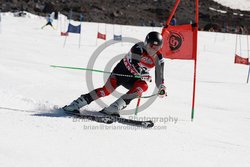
[97,32,106,40]
[161,0,198,120]
[234,54,249,65]
[161,24,197,60]
[61,32,69,36]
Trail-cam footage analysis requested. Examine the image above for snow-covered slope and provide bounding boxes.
[214,0,250,11]
[0,13,250,167]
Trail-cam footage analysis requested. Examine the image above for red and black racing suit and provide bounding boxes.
[84,42,165,105]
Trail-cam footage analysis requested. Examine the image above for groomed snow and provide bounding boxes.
[0,12,250,167]
[214,0,250,11]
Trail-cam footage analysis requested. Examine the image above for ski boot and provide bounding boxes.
[63,95,89,114]
[99,98,127,117]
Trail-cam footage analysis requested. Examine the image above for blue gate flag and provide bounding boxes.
[113,35,122,41]
[67,23,81,34]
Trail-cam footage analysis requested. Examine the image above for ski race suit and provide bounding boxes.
[84,42,165,105]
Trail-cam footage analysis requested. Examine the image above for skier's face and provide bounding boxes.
[146,43,161,56]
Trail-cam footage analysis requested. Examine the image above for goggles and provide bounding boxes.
[147,43,162,53]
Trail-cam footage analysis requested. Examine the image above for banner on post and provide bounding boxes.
[67,23,81,34]
[234,54,249,65]
[161,0,199,120]
[161,24,196,60]
[97,32,106,40]
[61,32,68,36]
[113,34,122,41]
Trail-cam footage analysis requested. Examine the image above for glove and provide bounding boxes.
[158,84,167,98]
[141,73,152,82]
[139,67,152,82]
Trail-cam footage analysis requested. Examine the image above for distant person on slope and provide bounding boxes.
[170,15,177,26]
[63,31,168,116]
[41,14,55,29]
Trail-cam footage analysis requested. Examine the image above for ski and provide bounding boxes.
[112,116,154,128]
[65,111,114,124]
[64,110,154,128]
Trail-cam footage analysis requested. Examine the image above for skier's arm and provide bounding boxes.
[155,53,167,97]
[129,44,144,73]
[155,54,165,88]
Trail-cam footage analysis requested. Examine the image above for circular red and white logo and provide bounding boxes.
[169,32,183,51]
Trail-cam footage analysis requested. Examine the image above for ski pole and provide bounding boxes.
[140,93,158,99]
[51,64,160,98]
[50,65,141,79]
[135,96,141,115]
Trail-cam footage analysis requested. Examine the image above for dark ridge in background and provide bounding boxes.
[0,0,249,33]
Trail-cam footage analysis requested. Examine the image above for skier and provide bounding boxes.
[63,31,168,116]
[41,14,55,29]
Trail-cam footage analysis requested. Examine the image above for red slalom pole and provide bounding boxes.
[135,96,141,115]
[165,0,181,26]
[191,0,199,121]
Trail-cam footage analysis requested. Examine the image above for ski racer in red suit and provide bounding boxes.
[63,31,168,116]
